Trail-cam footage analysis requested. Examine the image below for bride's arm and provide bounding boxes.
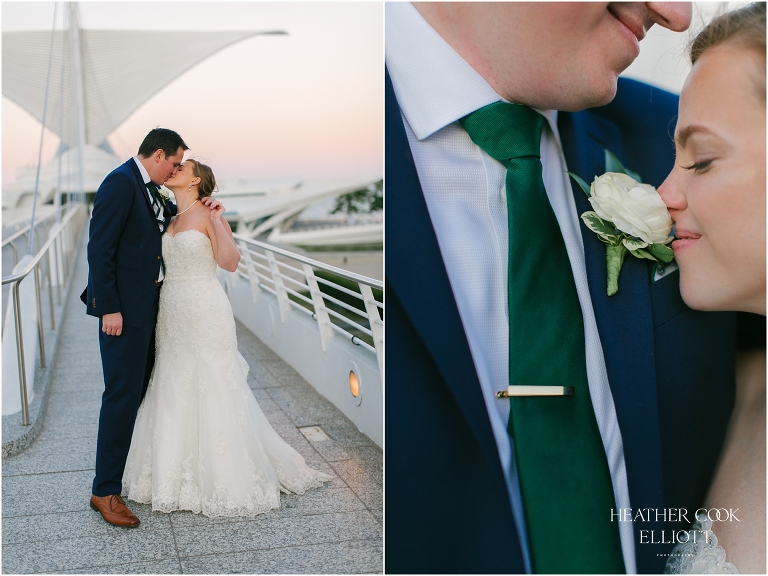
[207,203,240,272]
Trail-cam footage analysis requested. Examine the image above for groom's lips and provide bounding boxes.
[672,229,702,252]
[608,6,646,53]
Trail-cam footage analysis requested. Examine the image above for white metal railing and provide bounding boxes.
[233,234,383,374]
[2,203,88,425]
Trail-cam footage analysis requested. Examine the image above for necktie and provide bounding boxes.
[460,102,624,573]
[146,182,166,277]
[146,182,167,235]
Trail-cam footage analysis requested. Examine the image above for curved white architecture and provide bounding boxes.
[3,26,286,149]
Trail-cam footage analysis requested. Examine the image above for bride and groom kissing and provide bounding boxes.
[82,129,330,528]
[385,2,764,574]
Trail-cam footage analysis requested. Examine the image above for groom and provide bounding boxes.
[84,129,195,527]
[386,3,737,574]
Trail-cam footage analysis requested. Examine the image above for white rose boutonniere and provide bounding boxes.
[157,186,171,204]
[569,151,674,296]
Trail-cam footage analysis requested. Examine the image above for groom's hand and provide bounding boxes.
[102,312,123,336]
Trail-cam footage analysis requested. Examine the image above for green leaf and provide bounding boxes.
[604,149,642,182]
[622,237,648,251]
[630,248,657,261]
[604,149,627,174]
[646,242,675,263]
[581,211,615,237]
[605,244,628,296]
[566,171,591,197]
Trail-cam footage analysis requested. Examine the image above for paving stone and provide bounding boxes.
[2,507,171,545]
[330,460,382,511]
[2,470,94,517]
[174,510,382,557]
[38,414,99,440]
[322,419,377,447]
[311,440,353,462]
[180,538,382,574]
[60,558,182,574]
[2,530,177,573]
[343,444,383,480]
[2,435,96,476]
[261,359,302,384]
[266,386,341,427]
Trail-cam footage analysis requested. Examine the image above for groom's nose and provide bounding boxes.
[646,3,692,32]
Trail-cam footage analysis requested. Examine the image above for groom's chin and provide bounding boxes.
[556,79,619,112]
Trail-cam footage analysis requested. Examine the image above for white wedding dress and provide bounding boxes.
[665,511,738,574]
[122,229,332,517]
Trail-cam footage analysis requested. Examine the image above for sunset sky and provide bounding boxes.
[2,2,738,189]
[2,2,383,186]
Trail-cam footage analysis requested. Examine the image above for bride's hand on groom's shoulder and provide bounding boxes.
[201,196,224,221]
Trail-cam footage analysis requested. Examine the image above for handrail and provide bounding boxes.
[2,208,82,285]
[234,234,383,290]
[2,203,87,425]
[232,233,384,374]
[2,206,69,267]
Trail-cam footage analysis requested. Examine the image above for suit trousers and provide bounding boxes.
[92,286,160,497]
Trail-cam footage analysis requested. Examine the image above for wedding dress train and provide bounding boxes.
[122,229,332,517]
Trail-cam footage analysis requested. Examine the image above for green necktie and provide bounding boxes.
[146,182,168,235]
[146,182,167,276]
[460,102,624,573]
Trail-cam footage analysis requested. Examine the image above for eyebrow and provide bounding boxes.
[675,125,718,148]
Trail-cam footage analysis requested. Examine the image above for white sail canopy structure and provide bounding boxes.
[3,26,286,149]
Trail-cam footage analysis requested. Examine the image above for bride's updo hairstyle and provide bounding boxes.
[690,2,765,99]
[186,159,218,200]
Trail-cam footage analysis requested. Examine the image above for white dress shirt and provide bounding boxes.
[386,3,636,572]
[132,156,164,282]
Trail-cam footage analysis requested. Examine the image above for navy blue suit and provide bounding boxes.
[83,158,176,497]
[385,72,736,574]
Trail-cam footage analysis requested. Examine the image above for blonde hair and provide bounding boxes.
[186,159,218,199]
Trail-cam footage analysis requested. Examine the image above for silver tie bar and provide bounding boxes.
[496,385,575,398]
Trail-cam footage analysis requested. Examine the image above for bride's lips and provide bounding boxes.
[672,229,702,252]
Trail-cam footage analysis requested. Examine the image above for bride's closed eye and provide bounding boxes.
[681,159,713,174]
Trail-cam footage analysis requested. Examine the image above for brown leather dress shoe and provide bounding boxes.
[90,494,140,528]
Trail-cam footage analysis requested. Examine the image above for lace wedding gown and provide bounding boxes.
[665,511,738,574]
[122,229,332,517]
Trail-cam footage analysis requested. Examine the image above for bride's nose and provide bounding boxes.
[657,172,686,213]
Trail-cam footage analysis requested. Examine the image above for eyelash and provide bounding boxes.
[682,160,712,173]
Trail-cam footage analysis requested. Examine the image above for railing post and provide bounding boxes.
[11,242,19,266]
[46,248,55,330]
[34,265,46,368]
[54,236,62,304]
[303,263,335,352]
[238,240,262,303]
[265,251,291,322]
[360,284,383,375]
[12,282,30,426]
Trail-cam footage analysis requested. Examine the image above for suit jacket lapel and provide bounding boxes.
[559,110,665,572]
[129,159,158,220]
[385,69,506,483]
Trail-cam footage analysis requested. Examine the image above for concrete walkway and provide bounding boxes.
[2,235,382,574]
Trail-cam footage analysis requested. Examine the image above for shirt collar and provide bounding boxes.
[132,156,152,185]
[385,2,559,141]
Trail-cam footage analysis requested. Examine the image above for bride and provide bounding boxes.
[659,3,765,573]
[122,158,332,517]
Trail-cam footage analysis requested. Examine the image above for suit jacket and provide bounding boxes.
[83,159,176,328]
[385,71,737,574]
